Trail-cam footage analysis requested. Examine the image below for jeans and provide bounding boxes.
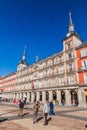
[44,113,48,125]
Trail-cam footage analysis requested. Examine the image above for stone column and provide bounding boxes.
[36,91,40,101]
[65,89,71,106]
[42,91,46,103]
[26,92,30,103]
[31,91,35,103]
[16,93,19,99]
[19,93,22,99]
[18,93,20,99]
[49,91,53,101]
[23,92,25,100]
[57,90,61,105]
[10,93,12,99]
[78,88,87,108]
[13,93,16,99]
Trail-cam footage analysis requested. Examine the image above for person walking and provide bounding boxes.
[33,101,40,124]
[43,100,49,125]
[18,99,24,117]
[49,100,55,115]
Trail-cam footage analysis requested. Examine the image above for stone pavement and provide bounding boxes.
[0,102,87,130]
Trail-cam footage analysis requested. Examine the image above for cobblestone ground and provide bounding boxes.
[0,102,87,130]
[0,121,29,130]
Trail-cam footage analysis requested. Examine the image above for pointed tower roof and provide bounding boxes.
[63,12,82,41]
[35,56,39,62]
[19,45,28,65]
[66,12,75,37]
[69,12,73,26]
[69,12,74,33]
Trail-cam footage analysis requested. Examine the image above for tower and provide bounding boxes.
[17,46,28,71]
[63,12,82,51]
[62,12,82,86]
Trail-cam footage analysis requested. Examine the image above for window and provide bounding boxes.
[67,42,71,49]
[81,48,87,57]
[82,60,87,69]
[68,63,74,71]
[59,66,64,73]
[66,41,72,50]
[59,77,64,85]
[68,53,72,59]
[84,74,87,83]
[68,75,74,84]
[69,64,72,70]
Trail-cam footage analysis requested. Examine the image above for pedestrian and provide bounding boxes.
[13,98,16,104]
[56,100,59,105]
[33,101,40,124]
[43,100,49,125]
[49,100,55,115]
[18,99,24,117]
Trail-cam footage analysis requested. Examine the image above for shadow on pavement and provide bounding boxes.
[47,117,52,124]
[0,118,8,123]
[0,113,35,123]
[0,110,18,116]
[37,116,43,122]
[85,124,87,128]
[22,112,29,116]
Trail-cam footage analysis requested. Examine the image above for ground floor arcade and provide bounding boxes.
[2,86,87,108]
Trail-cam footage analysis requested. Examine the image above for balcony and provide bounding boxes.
[58,71,65,76]
[58,60,64,64]
[77,67,87,72]
[67,68,75,73]
[80,54,87,59]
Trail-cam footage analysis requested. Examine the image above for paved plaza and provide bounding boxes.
[0,102,87,130]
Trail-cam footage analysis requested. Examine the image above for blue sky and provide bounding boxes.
[0,0,87,76]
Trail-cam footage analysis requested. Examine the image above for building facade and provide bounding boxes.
[0,72,16,100]
[0,13,87,107]
[76,43,87,104]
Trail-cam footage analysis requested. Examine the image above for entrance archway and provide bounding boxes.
[46,91,49,101]
[15,93,17,99]
[71,90,78,106]
[30,92,31,102]
[53,90,57,104]
[24,92,27,104]
[84,89,87,103]
[40,91,42,101]
[21,92,23,99]
[34,92,36,102]
[61,90,65,105]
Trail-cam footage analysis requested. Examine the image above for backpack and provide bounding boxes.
[19,101,24,108]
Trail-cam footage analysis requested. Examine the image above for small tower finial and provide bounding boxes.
[69,12,73,25]
[22,45,27,61]
[24,45,27,51]
[35,56,39,62]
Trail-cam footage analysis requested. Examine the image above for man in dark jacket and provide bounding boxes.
[18,99,24,117]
